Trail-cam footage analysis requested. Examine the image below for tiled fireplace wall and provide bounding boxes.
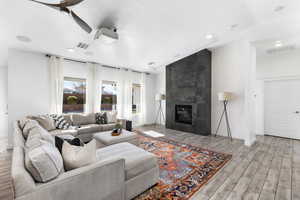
[166,49,211,136]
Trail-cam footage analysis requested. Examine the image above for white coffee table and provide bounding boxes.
[93,129,139,148]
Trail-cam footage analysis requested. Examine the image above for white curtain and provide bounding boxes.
[140,73,147,125]
[86,62,96,113]
[122,69,133,120]
[94,64,102,113]
[116,69,124,118]
[49,56,64,114]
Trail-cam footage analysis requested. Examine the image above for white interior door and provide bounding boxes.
[264,79,300,140]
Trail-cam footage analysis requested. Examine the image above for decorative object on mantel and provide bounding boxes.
[215,92,233,140]
[155,93,166,125]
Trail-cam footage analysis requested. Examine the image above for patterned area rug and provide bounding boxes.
[134,134,232,200]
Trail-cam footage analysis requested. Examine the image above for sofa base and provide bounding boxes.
[125,167,159,200]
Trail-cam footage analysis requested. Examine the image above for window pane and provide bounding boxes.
[63,77,86,113]
[101,81,117,111]
[132,84,141,114]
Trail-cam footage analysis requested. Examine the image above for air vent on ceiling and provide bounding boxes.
[77,42,89,49]
[266,45,296,54]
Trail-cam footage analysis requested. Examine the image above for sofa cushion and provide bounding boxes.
[49,129,78,137]
[62,139,97,171]
[72,113,96,126]
[28,115,56,131]
[77,124,102,135]
[26,125,55,146]
[97,142,157,180]
[25,141,64,183]
[21,119,40,139]
[62,114,73,126]
[101,123,116,132]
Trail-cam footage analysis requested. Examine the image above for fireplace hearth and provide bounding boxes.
[175,105,192,124]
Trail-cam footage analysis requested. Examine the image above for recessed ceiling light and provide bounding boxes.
[275,41,283,47]
[16,35,31,43]
[67,48,75,52]
[230,24,239,30]
[85,51,93,56]
[205,34,214,40]
[274,5,285,12]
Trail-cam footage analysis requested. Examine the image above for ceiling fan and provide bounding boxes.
[29,0,92,34]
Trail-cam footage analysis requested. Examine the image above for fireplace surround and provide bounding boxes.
[166,49,211,136]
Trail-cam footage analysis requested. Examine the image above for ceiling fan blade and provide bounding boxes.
[70,10,92,33]
[29,0,62,9]
[60,0,85,7]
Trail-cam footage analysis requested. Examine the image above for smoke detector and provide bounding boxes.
[94,27,119,44]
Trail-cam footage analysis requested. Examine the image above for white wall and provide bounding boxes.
[0,66,8,139]
[8,49,50,147]
[212,40,256,146]
[257,49,300,80]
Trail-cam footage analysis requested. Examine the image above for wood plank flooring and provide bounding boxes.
[1,126,299,200]
[136,125,300,200]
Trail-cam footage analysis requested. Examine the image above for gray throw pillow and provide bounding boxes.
[25,141,64,183]
[22,120,40,139]
[28,115,56,131]
[72,113,96,126]
[26,125,55,147]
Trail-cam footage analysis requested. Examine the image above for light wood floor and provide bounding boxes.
[136,125,300,200]
[1,126,300,200]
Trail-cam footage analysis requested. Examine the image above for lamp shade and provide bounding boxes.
[155,93,166,101]
[218,92,233,101]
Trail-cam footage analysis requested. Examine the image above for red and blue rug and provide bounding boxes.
[135,134,232,200]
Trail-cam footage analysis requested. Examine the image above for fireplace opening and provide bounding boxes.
[175,105,192,124]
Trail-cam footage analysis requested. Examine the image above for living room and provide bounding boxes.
[1,0,300,200]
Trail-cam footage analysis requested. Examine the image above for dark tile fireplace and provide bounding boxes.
[166,49,211,136]
[175,105,192,124]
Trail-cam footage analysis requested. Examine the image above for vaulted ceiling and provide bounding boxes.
[0,0,300,71]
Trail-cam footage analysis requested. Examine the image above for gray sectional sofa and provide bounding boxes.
[11,114,159,200]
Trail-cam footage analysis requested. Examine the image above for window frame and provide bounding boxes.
[132,83,141,114]
[101,80,118,112]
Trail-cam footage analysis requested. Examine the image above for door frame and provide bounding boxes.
[258,75,300,137]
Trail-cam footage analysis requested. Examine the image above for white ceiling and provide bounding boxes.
[0,0,300,72]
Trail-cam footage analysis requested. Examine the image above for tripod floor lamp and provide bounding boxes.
[155,93,166,125]
[215,92,233,140]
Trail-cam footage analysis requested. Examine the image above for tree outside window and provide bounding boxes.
[101,81,117,111]
[63,77,86,113]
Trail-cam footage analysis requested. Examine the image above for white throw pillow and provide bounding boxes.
[62,139,96,171]
[106,111,117,123]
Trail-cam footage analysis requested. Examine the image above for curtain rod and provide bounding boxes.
[45,54,150,75]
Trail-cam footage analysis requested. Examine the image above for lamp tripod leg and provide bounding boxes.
[224,101,232,141]
[215,108,225,137]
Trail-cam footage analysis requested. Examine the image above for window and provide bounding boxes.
[101,81,117,111]
[63,77,86,113]
[132,84,141,114]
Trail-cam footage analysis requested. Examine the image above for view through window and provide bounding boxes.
[63,77,86,113]
[132,84,141,114]
[101,81,117,111]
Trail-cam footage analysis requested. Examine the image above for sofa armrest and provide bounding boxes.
[20,158,125,200]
